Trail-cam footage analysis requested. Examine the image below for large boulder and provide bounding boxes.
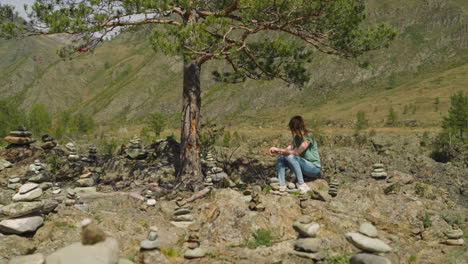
[45,237,119,264]
[0,202,43,218]
[0,215,43,234]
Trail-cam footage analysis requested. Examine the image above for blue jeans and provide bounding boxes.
[277,154,320,185]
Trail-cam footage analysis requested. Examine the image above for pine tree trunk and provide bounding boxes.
[177,60,203,191]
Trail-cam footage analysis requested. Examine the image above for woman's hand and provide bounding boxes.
[269,147,281,155]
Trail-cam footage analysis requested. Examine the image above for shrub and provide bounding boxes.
[160,246,182,258]
[200,121,224,154]
[28,104,51,134]
[246,228,275,249]
[0,99,26,140]
[422,213,432,228]
[431,91,467,162]
[145,112,166,138]
[355,111,369,131]
[386,106,398,126]
[222,131,231,147]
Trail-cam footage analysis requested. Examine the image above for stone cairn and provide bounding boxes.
[371,163,387,180]
[203,151,234,188]
[126,136,148,160]
[248,185,265,212]
[171,197,194,228]
[76,168,100,187]
[3,126,36,147]
[345,222,392,264]
[40,134,57,150]
[184,224,206,259]
[27,159,52,183]
[444,228,465,246]
[81,145,98,162]
[269,177,299,195]
[0,182,56,235]
[66,142,80,162]
[64,189,79,206]
[328,180,339,197]
[290,215,326,261]
[140,226,161,250]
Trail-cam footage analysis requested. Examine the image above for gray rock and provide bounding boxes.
[0,190,14,205]
[444,229,463,239]
[293,221,320,238]
[0,215,43,234]
[170,221,194,229]
[7,253,45,264]
[74,187,97,193]
[8,177,20,184]
[28,173,51,183]
[0,201,43,217]
[7,183,22,190]
[41,199,59,214]
[140,239,161,250]
[0,159,12,170]
[38,182,53,190]
[212,172,228,182]
[446,238,464,246]
[294,238,321,253]
[126,148,147,160]
[184,248,206,259]
[345,232,392,253]
[45,237,119,264]
[359,222,378,238]
[13,188,43,202]
[19,183,39,194]
[350,253,392,264]
[76,178,95,187]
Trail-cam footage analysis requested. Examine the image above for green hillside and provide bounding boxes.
[0,0,467,128]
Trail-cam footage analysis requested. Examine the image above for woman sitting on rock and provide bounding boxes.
[269,116,321,193]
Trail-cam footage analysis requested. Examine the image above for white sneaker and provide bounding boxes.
[279,185,287,192]
[298,183,310,194]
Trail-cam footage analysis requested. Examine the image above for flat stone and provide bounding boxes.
[0,215,43,234]
[174,214,194,222]
[371,172,388,179]
[28,173,51,183]
[74,187,97,193]
[373,168,385,173]
[0,159,12,169]
[446,239,464,246]
[359,222,378,238]
[8,253,45,264]
[293,221,320,238]
[140,239,160,250]
[174,208,191,216]
[373,164,384,169]
[444,229,463,239]
[52,189,62,195]
[184,248,206,259]
[294,238,321,253]
[345,232,392,253]
[4,136,35,145]
[19,183,39,194]
[13,188,43,202]
[46,237,119,264]
[9,177,21,184]
[287,182,296,189]
[7,183,22,190]
[290,251,326,260]
[146,199,156,206]
[9,131,32,137]
[269,177,279,183]
[350,253,392,264]
[0,201,43,217]
[170,221,194,228]
[64,199,76,206]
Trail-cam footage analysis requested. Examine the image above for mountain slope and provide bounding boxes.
[0,0,467,127]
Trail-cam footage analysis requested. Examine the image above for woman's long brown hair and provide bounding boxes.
[288,116,309,139]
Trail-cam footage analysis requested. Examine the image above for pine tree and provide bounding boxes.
[1,1,397,190]
[442,91,467,141]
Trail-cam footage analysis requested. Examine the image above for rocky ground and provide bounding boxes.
[0,133,467,264]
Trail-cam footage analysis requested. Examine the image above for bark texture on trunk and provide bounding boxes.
[177,60,203,191]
